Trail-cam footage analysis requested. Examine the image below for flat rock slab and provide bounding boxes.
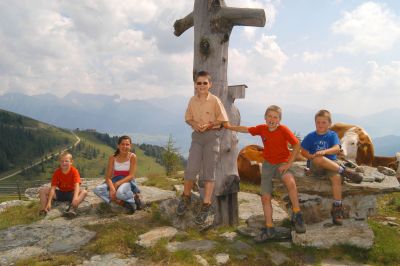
[215,253,230,265]
[81,253,138,266]
[292,219,374,249]
[136,226,178,248]
[167,240,216,253]
[0,219,96,253]
[318,259,372,266]
[140,186,176,204]
[238,192,288,221]
[286,163,400,196]
[0,246,47,265]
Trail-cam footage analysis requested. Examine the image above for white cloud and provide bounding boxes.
[254,35,288,71]
[302,51,333,63]
[332,1,400,54]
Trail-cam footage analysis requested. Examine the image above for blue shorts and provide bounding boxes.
[55,190,73,202]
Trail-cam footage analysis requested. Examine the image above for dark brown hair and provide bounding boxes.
[114,135,132,156]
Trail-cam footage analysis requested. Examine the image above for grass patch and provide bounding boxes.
[239,182,259,194]
[0,194,28,203]
[16,254,78,266]
[377,192,400,219]
[143,173,181,191]
[0,201,41,230]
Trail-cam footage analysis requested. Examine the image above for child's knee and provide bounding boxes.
[39,186,49,195]
[261,193,272,202]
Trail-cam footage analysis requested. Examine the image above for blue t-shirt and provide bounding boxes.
[301,130,340,160]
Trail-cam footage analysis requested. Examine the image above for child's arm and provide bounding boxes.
[301,148,314,160]
[224,122,250,133]
[279,143,301,174]
[314,144,340,156]
[45,186,56,211]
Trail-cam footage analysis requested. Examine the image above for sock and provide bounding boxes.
[292,207,300,213]
[266,223,274,228]
[338,166,345,174]
[333,200,342,207]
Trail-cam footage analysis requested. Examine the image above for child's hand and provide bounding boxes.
[71,198,79,208]
[278,163,290,174]
[315,150,326,156]
[109,188,116,201]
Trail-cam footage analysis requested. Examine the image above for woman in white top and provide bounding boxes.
[94,135,142,213]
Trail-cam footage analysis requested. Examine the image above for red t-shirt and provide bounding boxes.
[248,124,299,164]
[51,166,81,192]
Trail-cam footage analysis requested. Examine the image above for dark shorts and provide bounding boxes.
[55,190,73,202]
[260,161,295,195]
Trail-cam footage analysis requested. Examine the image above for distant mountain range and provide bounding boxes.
[0,91,399,156]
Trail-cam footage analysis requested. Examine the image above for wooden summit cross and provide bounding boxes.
[174,0,266,226]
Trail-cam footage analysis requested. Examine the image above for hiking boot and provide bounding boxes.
[63,205,77,218]
[194,203,212,225]
[176,194,191,216]
[124,201,137,214]
[341,168,363,183]
[291,211,306,234]
[134,194,144,210]
[331,204,344,225]
[39,210,47,217]
[254,227,276,243]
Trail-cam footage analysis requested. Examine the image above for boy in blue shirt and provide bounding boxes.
[301,110,363,225]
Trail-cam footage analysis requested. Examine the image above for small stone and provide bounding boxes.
[264,249,291,265]
[388,221,400,227]
[231,240,252,252]
[194,255,209,266]
[215,253,230,265]
[136,227,178,248]
[220,231,237,242]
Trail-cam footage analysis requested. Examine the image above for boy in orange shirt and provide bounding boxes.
[39,151,87,218]
[225,105,306,242]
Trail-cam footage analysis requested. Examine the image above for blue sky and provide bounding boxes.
[0,0,399,116]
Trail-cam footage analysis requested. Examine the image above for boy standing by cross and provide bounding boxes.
[176,70,228,225]
[225,105,306,242]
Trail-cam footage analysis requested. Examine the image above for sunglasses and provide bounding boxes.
[196,82,209,85]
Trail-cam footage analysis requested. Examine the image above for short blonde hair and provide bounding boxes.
[59,151,73,161]
[264,105,282,120]
[315,109,332,123]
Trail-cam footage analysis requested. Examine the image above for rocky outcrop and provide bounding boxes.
[292,219,374,249]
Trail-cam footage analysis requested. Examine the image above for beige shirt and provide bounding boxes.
[185,93,228,129]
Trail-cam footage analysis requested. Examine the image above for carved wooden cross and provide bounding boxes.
[174,0,266,226]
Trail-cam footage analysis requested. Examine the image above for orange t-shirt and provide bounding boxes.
[248,124,299,164]
[51,166,81,192]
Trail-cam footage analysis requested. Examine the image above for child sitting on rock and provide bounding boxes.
[39,151,87,218]
[93,135,143,213]
[300,110,363,225]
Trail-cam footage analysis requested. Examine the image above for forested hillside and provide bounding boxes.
[0,109,75,173]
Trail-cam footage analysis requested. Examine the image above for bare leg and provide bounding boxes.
[183,179,195,196]
[330,174,342,201]
[282,173,300,210]
[261,194,273,226]
[203,181,214,204]
[39,187,54,210]
[71,189,88,208]
[312,156,340,172]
